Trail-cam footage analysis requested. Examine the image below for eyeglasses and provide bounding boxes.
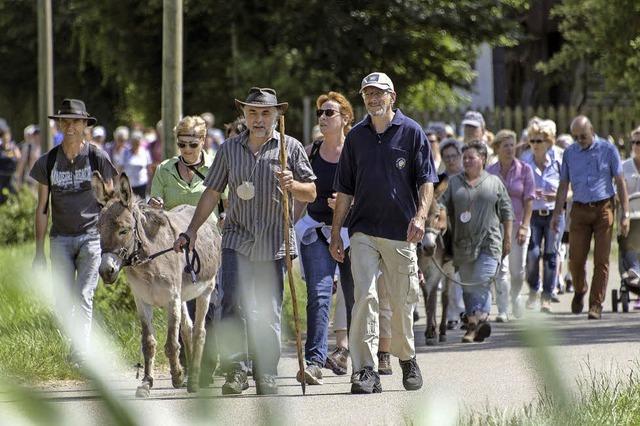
[316,109,340,118]
[177,142,200,149]
[443,154,460,161]
[361,90,390,99]
[529,139,545,144]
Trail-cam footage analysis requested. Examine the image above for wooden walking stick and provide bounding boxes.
[278,115,306,395]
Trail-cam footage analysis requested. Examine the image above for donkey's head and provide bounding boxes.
[418,175,449,257]
[92,171,137,284]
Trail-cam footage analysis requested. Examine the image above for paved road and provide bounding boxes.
[3,282,640,425]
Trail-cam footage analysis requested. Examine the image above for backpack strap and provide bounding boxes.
[43,143,100,215]
[43,145,61,215]
[308,140,323,163]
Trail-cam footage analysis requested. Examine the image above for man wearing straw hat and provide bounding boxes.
[174,87,316,395]
[330,72,437,394]
[30,98,116,364]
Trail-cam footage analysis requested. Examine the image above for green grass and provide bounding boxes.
[0,242,168,382]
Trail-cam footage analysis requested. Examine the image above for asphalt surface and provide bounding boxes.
[3,277,640,425]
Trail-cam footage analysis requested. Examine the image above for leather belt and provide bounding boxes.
[573,197,613,208]
[534,209,550,216]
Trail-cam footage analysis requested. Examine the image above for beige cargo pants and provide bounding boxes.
[349,232,420,372]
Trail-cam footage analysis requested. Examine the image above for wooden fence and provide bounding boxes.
[414,105,639,140]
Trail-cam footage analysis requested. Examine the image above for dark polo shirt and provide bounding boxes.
[334,109,437,241]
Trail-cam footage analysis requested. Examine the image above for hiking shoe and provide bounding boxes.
[446,320,459,330]
[495,312,509,323]
[541,297,552,313]
[526,292,540,310]
[256,374,278,395]
[326,347,349,375]
[221,370,249,395]
[399,357,423,391]
[296,363,323,385]
[588,304,602,320]
[351,367,382,394]
[377,352,392,375]
[571,292,586,314]
[474,321,491,342]
[461,322,477,343]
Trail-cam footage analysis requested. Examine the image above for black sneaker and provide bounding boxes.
[256,374,278,395]
[296,363,323,385]
[221,370,249,395]
[325,347,349,375]
[474,321,491,342]
[399,357,423,391]
[377,351,392,375]
[351,367,382,394]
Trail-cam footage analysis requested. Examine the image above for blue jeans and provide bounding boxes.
[457,252,498,315]
[527,213,565,298]
[49,232,101,357]
[618,234,640,276]
[218,248,284,376]
[300,237,354,366]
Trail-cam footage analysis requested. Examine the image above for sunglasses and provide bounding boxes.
[633,140,640,145]
[529,139,545,144]
[177,142,200,149]
[316,109,340,118]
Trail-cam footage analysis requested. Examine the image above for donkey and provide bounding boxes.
[92,172,221,397]
[416,176,450,345]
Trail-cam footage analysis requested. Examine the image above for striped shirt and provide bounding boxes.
[204,130,316,261]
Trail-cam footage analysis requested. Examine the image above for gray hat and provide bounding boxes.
[461,110,485,129]
[360,72,395,93]
[235,87,288,113]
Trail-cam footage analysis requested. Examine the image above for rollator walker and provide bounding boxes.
[612,192,640,312]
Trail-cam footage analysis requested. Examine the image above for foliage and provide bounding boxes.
[538,0,640,110]
[0,0,527,136]
[0,187,37,245]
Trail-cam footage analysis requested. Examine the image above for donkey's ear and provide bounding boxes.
[91,171,113,207]
[118,173,134,208]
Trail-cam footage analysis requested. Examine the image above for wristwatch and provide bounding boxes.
[623,211,630,219]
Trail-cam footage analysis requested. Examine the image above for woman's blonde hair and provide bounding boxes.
[174,116,207,138]
[315,91,355,136]
[492,129,517,151]
[527,118,557,142]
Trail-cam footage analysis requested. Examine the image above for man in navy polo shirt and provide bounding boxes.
[329,72,437,394]
[551,115,630,320]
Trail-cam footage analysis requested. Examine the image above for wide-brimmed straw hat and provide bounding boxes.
[234,87,288,113]
[48,99,97,126]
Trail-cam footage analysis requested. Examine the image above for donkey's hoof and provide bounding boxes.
[171,371,185,389]
[135,385,151,398]
[439,334,447,343]
[187,378,200,393]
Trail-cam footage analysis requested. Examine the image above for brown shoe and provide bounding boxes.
[462,315,478,343]
[588,304,602,320]
[571,292,586,314]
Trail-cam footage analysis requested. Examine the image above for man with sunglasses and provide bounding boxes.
[330,72,437,394]
[551,115,630,320]
[173,87,316,395]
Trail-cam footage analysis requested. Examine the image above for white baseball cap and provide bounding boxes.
[92,126,106,138]
[360,72,395,93]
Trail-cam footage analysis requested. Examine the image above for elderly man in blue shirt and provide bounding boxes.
[330,72,437,394]
[551,115,630,320]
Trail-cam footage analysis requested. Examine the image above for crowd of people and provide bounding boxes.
[5,70,639,397]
